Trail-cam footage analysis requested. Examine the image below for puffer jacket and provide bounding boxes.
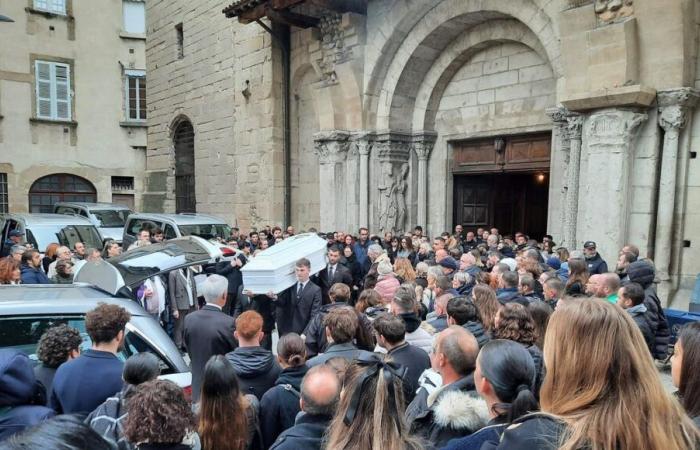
[626,303,654,355]
[462,321,490,349]
[406,375,489,449]
[627,260,671,359]
[19,264,51,285]
[0,349,55,441]
[374,275,400,303]
[226,347,281,400]
[259,365,308,449]
[585,253,608,275]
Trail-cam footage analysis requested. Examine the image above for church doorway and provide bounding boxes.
[452,133,550,240]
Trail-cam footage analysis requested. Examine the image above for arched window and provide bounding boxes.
[29,174,96,213]
[173,119,196,213]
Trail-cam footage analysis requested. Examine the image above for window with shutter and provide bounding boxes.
[123,1,146,34]
[33,0,66,15]
[35,61,72,121]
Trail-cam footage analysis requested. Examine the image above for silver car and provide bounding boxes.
[54,202,133,244]
[0,213,104,255]
[0,236,224,396]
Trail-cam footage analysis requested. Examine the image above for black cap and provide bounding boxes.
[583,241,596,249]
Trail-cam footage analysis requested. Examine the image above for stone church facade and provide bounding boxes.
[145,0,700,308]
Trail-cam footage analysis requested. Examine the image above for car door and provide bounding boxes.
[74,236,223,296]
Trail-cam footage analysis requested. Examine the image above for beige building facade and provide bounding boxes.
[145,0,700,309]
[0,0,148,213]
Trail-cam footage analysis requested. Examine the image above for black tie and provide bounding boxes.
[329,265,334,281]
[297,282,303,297]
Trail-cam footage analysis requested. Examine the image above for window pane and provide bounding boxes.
[123,1,146,34]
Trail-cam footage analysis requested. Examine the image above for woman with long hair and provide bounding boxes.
[0,258,21,284]
[260,333,309,448]
[493,303,543,395]
[103,240,122,259]
[394,257,416,284]
[526,301,553,351]
[444,340,539,450]
[396,236,416,262]
[564,258,588,296]
[198,355,259,450]
[355,288,384,316]
[472,284,500,333]
[672,322,700,426]
[489,299,700,449]
[325,356,424,450]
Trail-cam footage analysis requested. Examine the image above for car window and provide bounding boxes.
[0,316,174,374]
[56,207,76,215]
[128,219,160,236]
[163,224,177,240]
[57,225,103,250]
[92,210,132,228]
[178,224,231,240]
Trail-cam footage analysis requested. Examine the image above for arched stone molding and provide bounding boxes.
[291,64,335,131]
[372,0,562,132]
[411,19,549,132]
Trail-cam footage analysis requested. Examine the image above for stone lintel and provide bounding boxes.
[560,85,656,112]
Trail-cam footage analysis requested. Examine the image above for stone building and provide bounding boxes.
[144,0,700,309]
[0,0,148,213]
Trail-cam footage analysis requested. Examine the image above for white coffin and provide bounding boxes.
[241,233,328,294]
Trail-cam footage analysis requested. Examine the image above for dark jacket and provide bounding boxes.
[565,280,585,296]
[313,264,353,305]
[0,349,55,442]
[183,304,237,402]
[269,412,332,450]
[585,252,608,275]
[400,312,434,354]
[259,365,308,449]
[275,280,322,336]
[306,342,374,368]
[405,375,489,448]
[85,387,133,450]
[226,346,281,400]
[523,344,544,397]
[387,342,431,403]
[233,286,275,333]
[626,304,654,354]
[19,264,51,285]
[480,413,564,450]
[462,321,490,349]
[32,364,57,402]
[627,260,671,359]
[443,419,508,450]
[135,444,192,450]
[496,288,527,305]
[216,254,247,313]
[49,349,123,416]
[428,314,448,333]
[303,302,374,357]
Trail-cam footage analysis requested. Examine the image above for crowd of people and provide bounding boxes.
[0,223,699,449]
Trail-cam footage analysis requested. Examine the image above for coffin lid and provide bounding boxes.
[241,233,328,272]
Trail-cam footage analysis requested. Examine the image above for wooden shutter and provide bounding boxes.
[54,63,71,120]
[35,61,53,119]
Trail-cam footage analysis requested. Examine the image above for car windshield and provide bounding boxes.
[28,225,103,251]
[92,209,132,228]
[178,224,231,240]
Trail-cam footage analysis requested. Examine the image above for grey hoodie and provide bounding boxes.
[226,346,281,400]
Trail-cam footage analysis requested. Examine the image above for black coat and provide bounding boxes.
[386,342,431,403]
[226,346,281,400]
[480,413,564,450]
[215,254,247,314]
[303,302,375,357]
[183,305,237,402]
[462,321,490,349]
[259,365,308,449]
[269,413,332,450]
[585,253,608,275]
[627,260,671,359]
[233,286,275,333]
[275,281,322,336]
[312,264,353,304]
[628,305,654,354]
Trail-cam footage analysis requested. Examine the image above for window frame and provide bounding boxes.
[34,60,72,122]
[122,0,146,35]
[33,0,67,15]
[124,69,146,122]
[0,173,7,214]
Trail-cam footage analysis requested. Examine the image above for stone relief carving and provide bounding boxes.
[594,0,633,22]
[378,162,409,233]
[657,88,700,131]
[315,14,351,85]
[585,110,646,149]
[313,131,350,163]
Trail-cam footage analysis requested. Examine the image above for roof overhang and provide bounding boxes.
[222,0,366,27]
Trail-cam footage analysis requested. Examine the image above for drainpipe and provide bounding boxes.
[256,20,292,227]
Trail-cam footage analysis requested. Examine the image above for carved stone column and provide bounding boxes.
[314,130,350,231]
[655,88,699,283]
[412,132,437,232]
[565,113,583,250]
[373,132,411,234]
[547,107,573,247]
[578,109,646,260]
[355,135,372,228]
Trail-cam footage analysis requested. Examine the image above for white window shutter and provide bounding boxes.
[123,1,146,34]
[35,61,52,119]
[54,63,71,120]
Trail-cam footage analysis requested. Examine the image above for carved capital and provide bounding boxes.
[585,109,647,148]
[374,131,412,162]
[356,140,372,156]
[566,114,584,140]
[546,106,571,125]
[657,88,699,132]
[411,131,437,161]
[313,130,351,164]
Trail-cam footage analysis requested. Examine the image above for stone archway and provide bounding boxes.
[172,117,196,213]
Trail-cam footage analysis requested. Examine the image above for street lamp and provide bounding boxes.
[0,14,14,22]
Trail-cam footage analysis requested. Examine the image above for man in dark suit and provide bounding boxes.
[313,246,353,305]
[183,274,237,402]
[215,250,247,315]
[268,258,322,337]
[168,268,197,351]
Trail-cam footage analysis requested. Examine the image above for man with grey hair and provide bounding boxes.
[270,365,340,450]
[10,245,27,263]
[405,326,485,447]
[47,246,72,278]
[183,274,237,402]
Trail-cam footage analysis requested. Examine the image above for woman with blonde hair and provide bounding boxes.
[472,284,500,333]
[325,355,424,450]
[394,257,416,284]
[487,299,700,449]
